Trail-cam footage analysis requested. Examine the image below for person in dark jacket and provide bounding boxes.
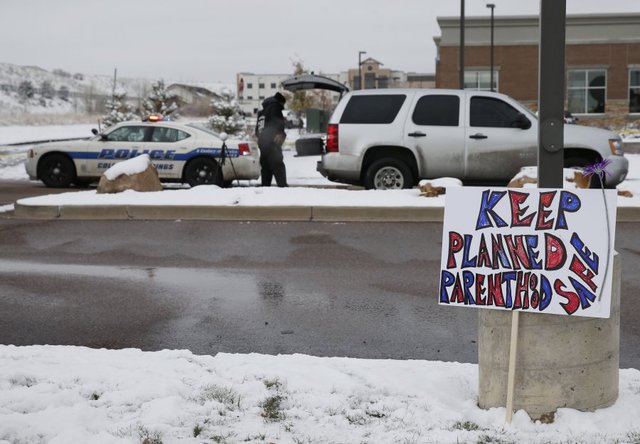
[255,92,288,187]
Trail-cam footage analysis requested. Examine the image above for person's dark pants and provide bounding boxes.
[259,142,287,187]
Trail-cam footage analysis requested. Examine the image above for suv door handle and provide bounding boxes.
[469,133,488,140]
[408,131,427,137]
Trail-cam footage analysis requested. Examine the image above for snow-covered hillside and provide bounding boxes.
[0,62,233,123]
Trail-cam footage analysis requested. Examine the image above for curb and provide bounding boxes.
[12,204,640,222]
[14,204,445,222]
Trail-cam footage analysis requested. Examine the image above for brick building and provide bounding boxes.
[435,13,640,128]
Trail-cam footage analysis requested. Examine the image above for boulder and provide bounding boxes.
[97,155,163,194]
[507,168,592,189]
[419,182,446,197]
[572,170,592,188]
[618,190,634,198]
[506,175,538,188]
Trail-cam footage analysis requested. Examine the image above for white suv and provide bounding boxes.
[317,89,628,189]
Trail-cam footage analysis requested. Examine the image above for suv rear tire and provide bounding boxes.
[364,158,414,190]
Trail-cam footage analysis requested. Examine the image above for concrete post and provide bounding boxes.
[478,253,620,419]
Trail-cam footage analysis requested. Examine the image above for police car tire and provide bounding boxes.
[38,153,76,188]
[184,157,223,187]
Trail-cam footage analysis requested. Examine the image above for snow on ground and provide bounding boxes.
[1,345,640,444]
[2,124,640,443]
[2,123,640,209]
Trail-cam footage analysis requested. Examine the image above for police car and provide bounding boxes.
[25,117,261,188]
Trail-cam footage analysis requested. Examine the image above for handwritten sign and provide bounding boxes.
[439,187,616,318]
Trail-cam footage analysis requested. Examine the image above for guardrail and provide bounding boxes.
[0,137,88,149]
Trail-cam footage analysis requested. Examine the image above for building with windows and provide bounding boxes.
[435,13,640,128]
[236,72,350,115]
[346,58,436,90]
[237,63,434,115]
[348,57,401,90]
[235,73,290,114]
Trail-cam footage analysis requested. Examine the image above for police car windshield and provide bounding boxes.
[186,123,222,139]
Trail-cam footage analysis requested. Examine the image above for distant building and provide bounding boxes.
[236,73,289,115]
[237,62,434,114]
[347,57,399,90]
[435,13,640,128]
[166,83,219,116]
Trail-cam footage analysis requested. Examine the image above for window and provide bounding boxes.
[151,127,190,143]
[270,83,276,89]
[412,95,459,126]
[258,83,265,89]
[106,126,148,142]
[630,69,640,113]
[470,97,523,128]
[567,69,606,114]
[364,73,375,89]
[247,96,253,100]
[340,95,406,124]
[464,70,498,91]
[247,83,253,89]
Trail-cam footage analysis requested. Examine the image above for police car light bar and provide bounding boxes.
[145,114,163,122]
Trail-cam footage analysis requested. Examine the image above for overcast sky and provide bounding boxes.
[0,0,637,84]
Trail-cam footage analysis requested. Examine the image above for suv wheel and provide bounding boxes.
[364,158,414,190]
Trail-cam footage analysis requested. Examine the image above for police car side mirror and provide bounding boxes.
[91,128,98,135]
[219,132,228,142]
[100,134,108,141]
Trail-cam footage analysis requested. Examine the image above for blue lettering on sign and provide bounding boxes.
[93,147,242,164]
[97,149,180,160]
[153,163,174,170]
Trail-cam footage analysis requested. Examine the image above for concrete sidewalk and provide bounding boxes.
[12,202,640,222]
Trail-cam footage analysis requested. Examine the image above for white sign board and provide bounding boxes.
[439,187,616,318]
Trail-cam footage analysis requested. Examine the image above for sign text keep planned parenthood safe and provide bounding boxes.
[439,187,617,318]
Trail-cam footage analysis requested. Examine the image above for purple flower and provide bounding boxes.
[582,158,612,179]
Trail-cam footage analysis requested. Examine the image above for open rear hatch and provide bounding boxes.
[281,73,349,96]
[281,74,349,156]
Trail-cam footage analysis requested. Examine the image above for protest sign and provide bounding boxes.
[439,187,616,318]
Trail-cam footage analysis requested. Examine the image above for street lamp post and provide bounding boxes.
[358,51,366,90]
[487,3,495,91]
[459,0,465,89]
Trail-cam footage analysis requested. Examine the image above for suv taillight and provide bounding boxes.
[326,123,339,153]
[238,143,251,156]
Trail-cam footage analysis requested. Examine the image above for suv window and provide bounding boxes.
[470,97,522,128]
[412,95,459,126]
[340,95,406,124]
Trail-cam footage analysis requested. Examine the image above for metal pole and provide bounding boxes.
[459,0,465,89]
[506,2,566,423]
[538,0,566,188]
[111,68,117,101]
[358,51,366,90]
[487,4,495,91]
